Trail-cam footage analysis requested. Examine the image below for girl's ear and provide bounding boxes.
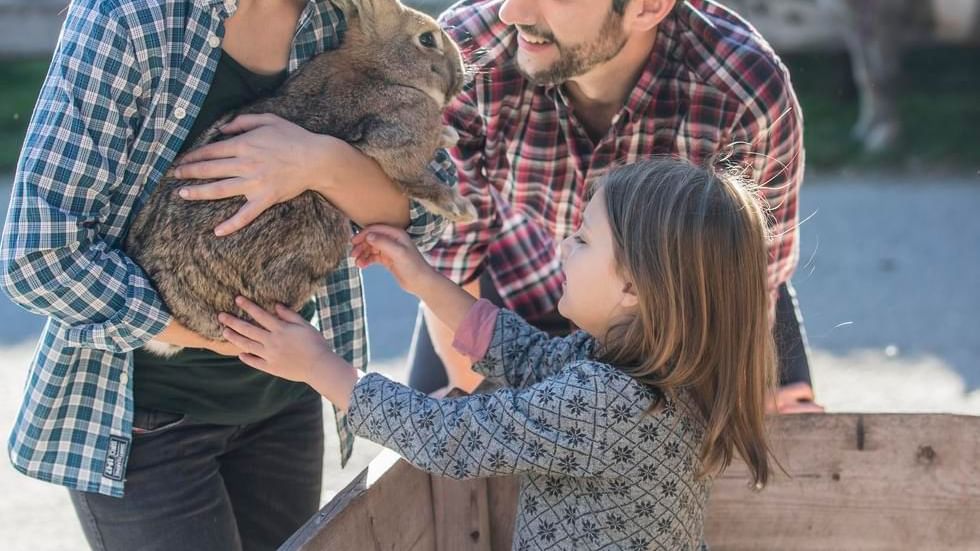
[625,0,676,33]
[620,281,640,309]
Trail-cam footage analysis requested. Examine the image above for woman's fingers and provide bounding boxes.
[222,326,262,355]
[234,296,282,329]
[215,198,269,236]
[219,113,279,135]
[218,312,270,343]
[175,138,241,165]
[173,157,247,181]
[178,177,249,201]
[274,304,307,324]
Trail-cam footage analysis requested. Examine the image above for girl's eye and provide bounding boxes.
[419,32,437,48]
[574,235,586,244]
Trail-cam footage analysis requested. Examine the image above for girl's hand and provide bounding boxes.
[351,225,440,296]
[219,296,360,408]
[173,114,336,236]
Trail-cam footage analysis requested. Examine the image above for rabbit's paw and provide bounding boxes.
[418,195,476,223]
[439,126,460,149]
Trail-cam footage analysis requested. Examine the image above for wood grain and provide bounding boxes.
[291,414,980,550]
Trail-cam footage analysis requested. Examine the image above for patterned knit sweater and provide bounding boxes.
[346,301,711,550]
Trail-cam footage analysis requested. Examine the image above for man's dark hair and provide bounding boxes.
[613,0,678,16]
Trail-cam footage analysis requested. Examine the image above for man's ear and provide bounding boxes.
[625,0,676,33]
[620,281,640,308]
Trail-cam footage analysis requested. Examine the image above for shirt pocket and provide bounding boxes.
[131,408,188,437]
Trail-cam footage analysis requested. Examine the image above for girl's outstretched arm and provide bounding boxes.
[352,225,595,388]
[345,364,615,480]
[351,225,478,333]
[220,297,623,480]
[460,305,596,389]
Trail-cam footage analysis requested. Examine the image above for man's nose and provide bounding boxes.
[499,0,537,27]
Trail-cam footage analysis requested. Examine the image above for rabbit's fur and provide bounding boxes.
[125,0,472,356]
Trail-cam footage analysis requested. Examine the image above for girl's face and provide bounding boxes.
[558,189,638,338]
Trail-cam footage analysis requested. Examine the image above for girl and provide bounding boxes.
[221,158,777,550]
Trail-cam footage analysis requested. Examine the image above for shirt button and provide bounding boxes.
[133,85,143,97]
[208,35,221,49]
[174,107,187,120]
[119,371,129,384]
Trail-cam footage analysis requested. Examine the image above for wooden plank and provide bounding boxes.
[296,414,980,550]
[431,475,492,551]
[282,450,436,551]
[486,476,520,551]
[705,414,980,550]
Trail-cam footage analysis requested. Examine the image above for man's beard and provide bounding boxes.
[516,11,628,86]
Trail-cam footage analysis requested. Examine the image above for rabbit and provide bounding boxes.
[124,0,473,357]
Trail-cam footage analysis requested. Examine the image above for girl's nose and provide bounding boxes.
[559,236,571,261]
[499,0,537,27]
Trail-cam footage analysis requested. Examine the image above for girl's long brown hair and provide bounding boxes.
[596,158,777,487]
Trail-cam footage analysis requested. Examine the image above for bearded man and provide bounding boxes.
[409,0,823,413]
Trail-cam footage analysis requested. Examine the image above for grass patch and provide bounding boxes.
[783,46,980,171]
[0,47,977,173]
[0,58,49,172]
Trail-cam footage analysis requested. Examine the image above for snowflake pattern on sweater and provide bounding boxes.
[347,308,711,550]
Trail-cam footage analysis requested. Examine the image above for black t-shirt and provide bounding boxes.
[133,51,318,425]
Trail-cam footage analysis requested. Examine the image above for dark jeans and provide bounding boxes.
[69,390,324,551]
[408,274,811,392]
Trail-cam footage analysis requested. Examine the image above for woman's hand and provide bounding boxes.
[219,296,360,409]
[173,113,413,236]
[173,114,335,236]
[351,225,440,296]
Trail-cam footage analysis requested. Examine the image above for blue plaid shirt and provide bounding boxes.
[0,0,450,497]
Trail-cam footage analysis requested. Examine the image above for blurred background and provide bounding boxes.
[0,0,977,549]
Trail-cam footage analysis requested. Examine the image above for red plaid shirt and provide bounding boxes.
[430,0,804,319]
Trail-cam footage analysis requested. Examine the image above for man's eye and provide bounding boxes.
[419,32,437,48]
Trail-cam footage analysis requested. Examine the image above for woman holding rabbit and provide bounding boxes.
[1,0,458,548]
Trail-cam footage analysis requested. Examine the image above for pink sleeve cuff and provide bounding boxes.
[451,299,500,361]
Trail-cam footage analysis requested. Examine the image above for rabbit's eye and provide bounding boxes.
[418,32,438,49]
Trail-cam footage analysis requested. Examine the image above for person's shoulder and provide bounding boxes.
[670,0,794,104]
[74,0,167,19]
[65,0,181,38]
[551,359,642,399]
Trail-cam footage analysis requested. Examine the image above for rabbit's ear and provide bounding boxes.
[344,0,403,29]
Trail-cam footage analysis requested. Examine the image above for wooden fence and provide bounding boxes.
[282,413,980,550]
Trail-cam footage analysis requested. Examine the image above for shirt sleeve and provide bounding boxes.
[726,56,804,296]
[422,82,500,285]
[451,298,500,360]
[466,307,596,389]
[403,148,453,252]
[346,365,612,480]
[0,3,171,352]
